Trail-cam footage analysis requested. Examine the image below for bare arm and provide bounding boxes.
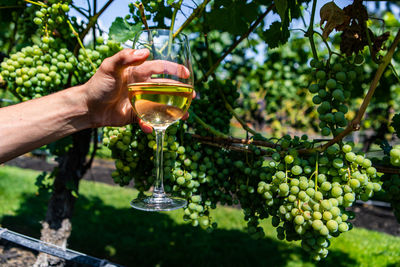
[0,48,193,163]
[0,49,151,163]
[0,85,90,163]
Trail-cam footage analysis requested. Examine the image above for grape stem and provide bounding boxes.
[214,76,259,136]
[173,0,210,39]
[71,4,89,18]
[364,20,379,64]
[134,2,149,31]
[191,113,229,138]
[23,0,47,8]
[92,0,97,49]
[198,4,275,84]
[388,63,400,84]
[168,0,183,56]
[305,0,318,61]
[67,20,97,71]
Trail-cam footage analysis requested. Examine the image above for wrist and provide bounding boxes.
[62,84,92,130]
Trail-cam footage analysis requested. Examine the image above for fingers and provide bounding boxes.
[101,48,150,73]
[181,112,189,121]
[138,119,153,134]
[132,60,191,80]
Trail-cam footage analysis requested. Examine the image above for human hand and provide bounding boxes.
[84,48,193,133]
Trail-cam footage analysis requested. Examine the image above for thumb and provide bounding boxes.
[102,48,150,73]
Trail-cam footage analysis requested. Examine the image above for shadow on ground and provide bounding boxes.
[1,192,357,267]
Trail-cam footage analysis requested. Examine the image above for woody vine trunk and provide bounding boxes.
[34,129,92,267]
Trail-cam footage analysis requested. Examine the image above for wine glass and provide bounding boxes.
[127,29,194,211]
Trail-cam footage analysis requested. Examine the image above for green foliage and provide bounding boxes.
[275,0,288,21]
[1,166,400,266]
[207,1,260,35]
[109,17,142,43]
[1,0,400,263]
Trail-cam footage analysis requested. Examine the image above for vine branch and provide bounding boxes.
[191,134,277,149]
[214,76,259,136]
[374,165,400,174]
[173,0,210,38]
[71,4,89,18]
[305,0,318,61]
[74,0,114,53]
[191,112,229,138]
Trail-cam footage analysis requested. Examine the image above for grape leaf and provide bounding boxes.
[263,21,290,48]
[377,139,392,156]
[391,114,400,138]
[109,17,142,43]
[320,2,350,39]
[207,1,259,35]
[275,0,288,22]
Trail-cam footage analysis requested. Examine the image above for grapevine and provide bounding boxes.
[1,0,400,263]
[100,1,400,262]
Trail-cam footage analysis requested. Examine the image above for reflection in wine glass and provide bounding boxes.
[127,29,194,211]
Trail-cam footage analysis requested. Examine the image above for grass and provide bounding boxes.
[0,165,400,267]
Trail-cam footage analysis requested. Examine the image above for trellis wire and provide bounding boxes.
[0,227,123,267]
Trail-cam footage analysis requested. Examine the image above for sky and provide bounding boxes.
[68,0,399,63]
[70,0,365,43]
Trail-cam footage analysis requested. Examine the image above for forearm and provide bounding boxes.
[0,85,91,163]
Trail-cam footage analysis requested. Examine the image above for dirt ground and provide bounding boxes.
[1,155,400,266]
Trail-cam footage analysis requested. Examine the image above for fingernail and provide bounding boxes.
[134,49,147,56]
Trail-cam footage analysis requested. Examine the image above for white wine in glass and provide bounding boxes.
[127,29,194,211]
[128,82,193,129]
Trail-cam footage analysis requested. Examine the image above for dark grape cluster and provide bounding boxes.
[382,173,400,220]
[189,80,239,135]
[308,57,364,136]
[380,145,400,222]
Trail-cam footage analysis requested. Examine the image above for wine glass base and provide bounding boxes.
[130,196,187,211]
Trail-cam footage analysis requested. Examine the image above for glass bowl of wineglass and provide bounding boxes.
[126,29,194,211]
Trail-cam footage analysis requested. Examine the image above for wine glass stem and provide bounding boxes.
[153,129,165,198]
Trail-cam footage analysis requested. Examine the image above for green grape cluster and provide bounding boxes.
[308,57,364,136]
[103,124,154,189]
[77,39,122,80]
[104,120,381,261]
[0,39,119,101]
[248,140,380,260]
[103,122,222,230]
[0,45,77,100]
[33,0,71,36]
[389,145,400,167]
